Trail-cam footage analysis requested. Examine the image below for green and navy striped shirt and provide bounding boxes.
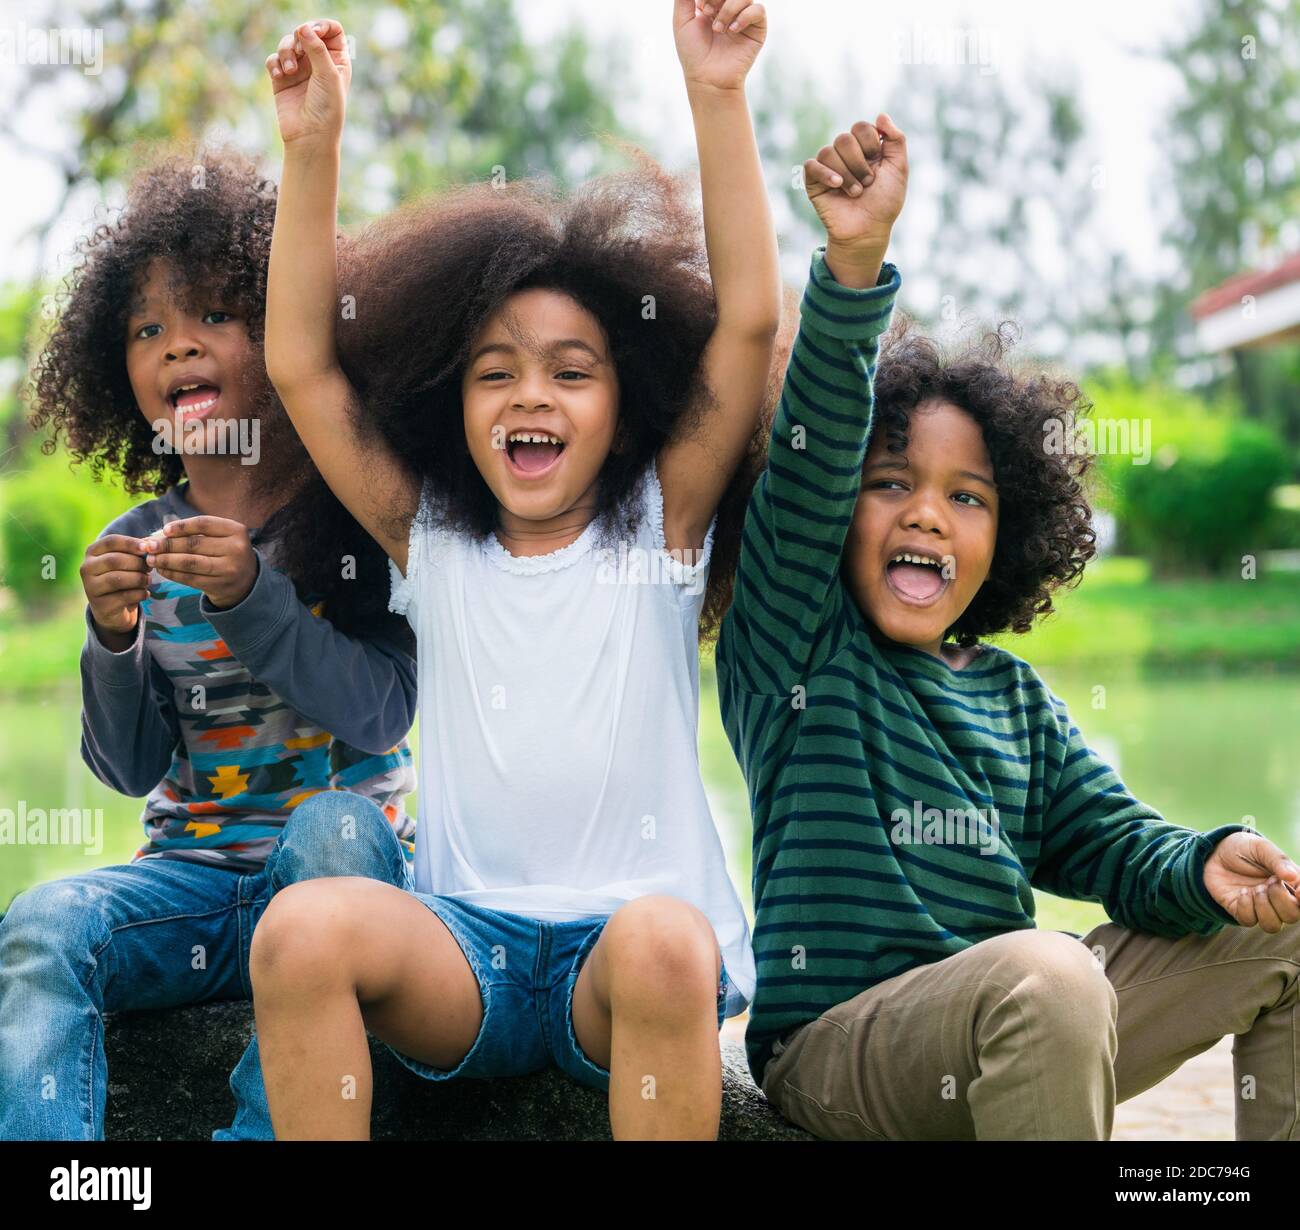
[716,248,1248,1085]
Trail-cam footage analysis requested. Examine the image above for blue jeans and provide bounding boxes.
[392,893,730,1093]
[0,794,409,1140]
[232,792,730,1133]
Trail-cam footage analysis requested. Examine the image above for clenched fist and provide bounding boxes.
[804,114,908,288]
[266,17,351,147]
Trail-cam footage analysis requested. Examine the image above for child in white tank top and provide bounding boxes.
[250,6,785,1139]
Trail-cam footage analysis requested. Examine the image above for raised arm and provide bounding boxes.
[658,1,780,554]
[717,115,907,692]
[265,19,420,573]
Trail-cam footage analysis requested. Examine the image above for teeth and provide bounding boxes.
[507,431,563,446]
[890,552,940,566]
[170,382,217,407]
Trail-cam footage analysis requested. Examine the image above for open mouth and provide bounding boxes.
[884,551,951,606]
[504,430,566,478]
[168,381,221,419]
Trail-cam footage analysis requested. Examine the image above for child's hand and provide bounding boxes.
[81,534,151,647]
[804,114,908,281]
[674,0,767,92]
[1203,831,1300,932]
[140,517,259,611]
[266,18,351,147]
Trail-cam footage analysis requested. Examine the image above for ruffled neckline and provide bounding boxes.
[479,513,604,575]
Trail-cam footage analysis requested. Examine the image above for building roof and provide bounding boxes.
[1191,251,1300,350]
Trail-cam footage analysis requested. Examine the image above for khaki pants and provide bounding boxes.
[760,921,1300,1140]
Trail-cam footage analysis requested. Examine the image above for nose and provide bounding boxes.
[511,363,553,411]
[900,486,949,537]
[164,332,205,362]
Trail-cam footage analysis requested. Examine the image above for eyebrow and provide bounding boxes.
[863,458,997,488]
[126,296,226,324]
[469,338,604,364]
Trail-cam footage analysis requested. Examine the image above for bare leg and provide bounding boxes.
[571,895,723,1140]
[249,877,481,1139]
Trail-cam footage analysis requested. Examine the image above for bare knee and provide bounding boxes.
[249,878,366,993]
[599,896,719,1014]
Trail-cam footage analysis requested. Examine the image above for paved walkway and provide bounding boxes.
[722,1018,1237,1140]
[1112,1036,1236,1141]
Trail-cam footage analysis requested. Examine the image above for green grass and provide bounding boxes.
[0,589,94,691]
[8,554,1300,692]
[988,556,1300,672]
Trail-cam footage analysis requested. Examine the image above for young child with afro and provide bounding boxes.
[2,146,418,1141]
[718,112,1300,1142]
[247,5,786,1140]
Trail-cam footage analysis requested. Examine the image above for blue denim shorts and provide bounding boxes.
[386,894,730,1093]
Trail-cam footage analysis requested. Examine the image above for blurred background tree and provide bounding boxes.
[1150,0,1300,447]
[0,0,634,583]
[2,0,1299,603]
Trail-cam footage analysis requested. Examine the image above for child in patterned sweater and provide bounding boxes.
[2,147,418,1141]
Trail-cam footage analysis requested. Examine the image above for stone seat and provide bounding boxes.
[102,1000,814,1141]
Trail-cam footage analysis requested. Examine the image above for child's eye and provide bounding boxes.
[203,311,234,325]
[479,371,511,381]
[133,323,161,340]
[866,479,907,491]
[556,370,589,381]
[953,492,984,507]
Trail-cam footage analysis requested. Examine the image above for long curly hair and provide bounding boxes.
[869,316,1097,645]
[25,145,409,646]
[260,150,794,642]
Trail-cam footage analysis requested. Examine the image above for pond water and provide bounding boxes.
[2,669,1299,915]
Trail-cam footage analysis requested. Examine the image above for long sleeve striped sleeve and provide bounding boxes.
[1033,701,1249,937]
[720,249,900,696]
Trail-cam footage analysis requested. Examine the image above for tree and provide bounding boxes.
[1152,0,1300,445]
[2,0,630,461]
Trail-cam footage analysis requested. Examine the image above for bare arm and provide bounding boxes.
[658,1,781,555]
[265,19,420,574]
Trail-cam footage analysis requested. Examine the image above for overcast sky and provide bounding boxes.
[1,0,1189,289]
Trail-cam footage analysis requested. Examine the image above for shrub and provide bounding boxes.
[0,455,133,607]
[1104,415,1289,575]
[1265,503,1300,551]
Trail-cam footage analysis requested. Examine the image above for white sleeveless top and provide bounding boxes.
[388,461,754,1014]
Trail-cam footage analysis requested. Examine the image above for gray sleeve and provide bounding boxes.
[79,605,180,797]
[200,548,417,755]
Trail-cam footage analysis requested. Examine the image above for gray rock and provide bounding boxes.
[102,1000,814,1141]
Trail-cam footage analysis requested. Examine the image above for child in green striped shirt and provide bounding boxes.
[717,114,1300,1140]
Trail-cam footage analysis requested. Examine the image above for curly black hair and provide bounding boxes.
[258,148,793,642]
[26,144,410,647]
[869,316,1097,645]
[29,145,281,494]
